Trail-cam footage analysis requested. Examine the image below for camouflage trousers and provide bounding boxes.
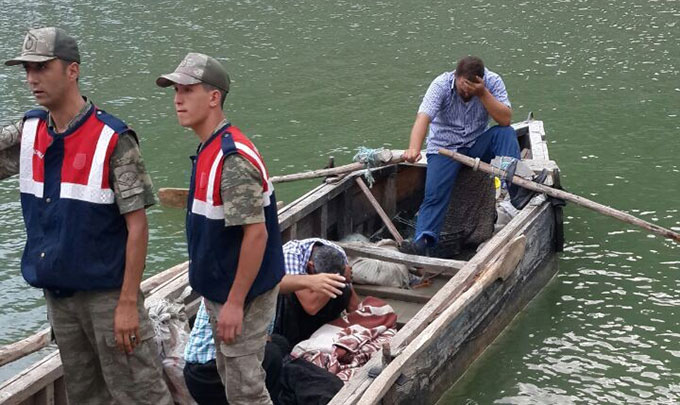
[45,289,173,405]
[204,285,279,405]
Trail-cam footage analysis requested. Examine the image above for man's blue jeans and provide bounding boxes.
[415,125,520,245]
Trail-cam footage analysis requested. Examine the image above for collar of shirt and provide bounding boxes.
[197,118,229,154]
[47,97,92,133]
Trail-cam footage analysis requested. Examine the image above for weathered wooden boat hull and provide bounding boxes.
[0,119,562,405]
[379,202,558,405]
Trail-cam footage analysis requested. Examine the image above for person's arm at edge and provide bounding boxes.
[0,120,23,180]
[109,130,155,354]
[114,208,148,354]
[403,113,430,163]
[295,287,333,316]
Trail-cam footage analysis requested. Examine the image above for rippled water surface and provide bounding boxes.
[1,0,678,401]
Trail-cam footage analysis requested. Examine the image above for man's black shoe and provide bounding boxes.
[509,169,549,210]
[398,238,428,256]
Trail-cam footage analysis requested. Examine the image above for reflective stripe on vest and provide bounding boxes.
[191,135,274,221]
[19,117,43,198]
[191,149,225,220]
[19,117,116,204]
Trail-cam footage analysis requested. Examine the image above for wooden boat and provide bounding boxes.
[0,117,563,405]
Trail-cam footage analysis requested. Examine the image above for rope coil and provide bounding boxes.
[352,147,388,187]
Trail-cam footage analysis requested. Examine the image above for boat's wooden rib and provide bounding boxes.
[337,241,466,276]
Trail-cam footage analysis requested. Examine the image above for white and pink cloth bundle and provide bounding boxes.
[291,296,397,382]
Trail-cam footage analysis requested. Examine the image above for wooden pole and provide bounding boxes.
[438,148,680,244]
[0,328,51,367]
[0,262,189,367]
[158,152,405,209]
[336,241,466,275]
[355,177,404,243]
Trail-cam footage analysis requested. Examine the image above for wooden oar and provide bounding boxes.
[158,151,405,209]
[357,235,527,405]
[438,148,680,244]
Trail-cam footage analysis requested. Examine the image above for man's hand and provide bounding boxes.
[460,76,487,98]
[307,273,346,298]
[217,301,244,344]
[402,148,422,163]
[114,301,140,355]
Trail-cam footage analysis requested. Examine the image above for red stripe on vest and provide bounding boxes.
[59,116,112,187]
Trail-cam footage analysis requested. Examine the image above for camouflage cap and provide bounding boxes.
[156,53,230,93]
[5,27,80,66]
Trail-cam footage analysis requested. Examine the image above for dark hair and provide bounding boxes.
[310,245,345,275]
[455,56,485,80]
[201,83,227,108]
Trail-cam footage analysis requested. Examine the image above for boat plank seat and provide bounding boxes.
[354,285,431,304]
[337,242,466,276]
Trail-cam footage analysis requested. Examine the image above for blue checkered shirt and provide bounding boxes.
[183,300,215,364]
[283,238,348,275]
[418,68,511,155]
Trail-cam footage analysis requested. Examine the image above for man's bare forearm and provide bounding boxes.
[479,90,512,126]
[119,209,148,304]
[408,113,430,151]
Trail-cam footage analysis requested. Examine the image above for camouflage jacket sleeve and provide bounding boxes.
[109,130,156,214]
[0,120,22,180]
[220,154,265,226]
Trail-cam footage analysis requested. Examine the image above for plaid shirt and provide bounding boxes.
[183,300,215,364]
[283,238,347,275]
[418,68,511,154]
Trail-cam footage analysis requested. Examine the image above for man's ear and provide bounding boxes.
[307,261,315,274]
[67,62,80,82]
[209,89,221,108]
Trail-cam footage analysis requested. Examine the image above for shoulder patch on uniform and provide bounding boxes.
[93,108,129,135]
[221,130,238,156]
[119,129,140,145]
[23,108,48,121]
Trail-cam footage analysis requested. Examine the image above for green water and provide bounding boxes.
[0,0,678,402]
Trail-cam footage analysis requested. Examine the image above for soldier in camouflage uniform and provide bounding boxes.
[1,27,172,404]
[157,53,285,405]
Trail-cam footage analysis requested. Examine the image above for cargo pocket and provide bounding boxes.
[102,322,160,384]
